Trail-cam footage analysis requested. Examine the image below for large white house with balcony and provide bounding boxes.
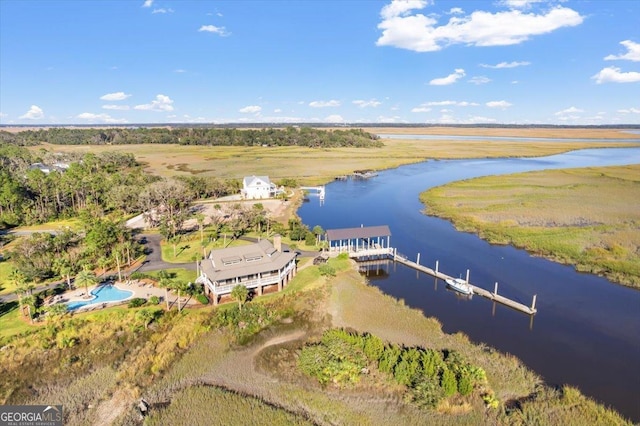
[196,237,297,305]
[242,175,277,199]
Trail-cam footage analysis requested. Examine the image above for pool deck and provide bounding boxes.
[54,280,198,311]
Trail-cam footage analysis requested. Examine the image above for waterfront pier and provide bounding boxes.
[325,225,537,316]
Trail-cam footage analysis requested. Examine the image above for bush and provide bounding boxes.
[318,264,336,277]
[148,295,160,305]
[196,293,209,305]
[440,367,458,397]
[128,298,146,308]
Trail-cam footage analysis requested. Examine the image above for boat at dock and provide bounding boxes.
[445,278,474,295]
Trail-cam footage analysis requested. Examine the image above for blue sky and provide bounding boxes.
[1,0,639,125]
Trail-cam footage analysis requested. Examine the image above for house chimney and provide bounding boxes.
[273,234,282,252]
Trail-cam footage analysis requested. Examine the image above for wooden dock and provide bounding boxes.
[392,253,537,315]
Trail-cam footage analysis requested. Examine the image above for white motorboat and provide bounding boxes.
[445,278,474,295]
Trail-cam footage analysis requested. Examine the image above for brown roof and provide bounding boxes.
[200,239,296,282]
[326,225,391,241]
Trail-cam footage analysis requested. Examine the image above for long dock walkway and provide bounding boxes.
[392,253,537,315]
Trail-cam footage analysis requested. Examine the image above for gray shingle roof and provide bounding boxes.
[201,239,296,282]
[325,225,391,241]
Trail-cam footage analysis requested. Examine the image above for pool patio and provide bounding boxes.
[54,280,198,312]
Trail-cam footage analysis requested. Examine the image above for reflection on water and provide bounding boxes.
[298,147,640,421]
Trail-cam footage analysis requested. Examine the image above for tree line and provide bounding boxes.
[1,127,383,148]
[0,142,240,228]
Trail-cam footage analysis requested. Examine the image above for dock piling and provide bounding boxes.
[416,253,420,265]
[531,294,537,311]
[466,269,470,283]
[494,282,498,295]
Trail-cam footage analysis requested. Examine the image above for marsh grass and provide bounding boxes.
[145,385,313,426]
[420,165,640,287]
[32,135,639,185]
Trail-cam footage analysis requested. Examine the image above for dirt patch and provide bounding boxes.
[92,388,136,426]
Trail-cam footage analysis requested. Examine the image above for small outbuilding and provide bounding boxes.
[325,225,391,254]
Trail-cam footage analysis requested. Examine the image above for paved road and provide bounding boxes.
[134,233,196,273]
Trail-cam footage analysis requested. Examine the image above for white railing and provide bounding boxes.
[202,261,296,295]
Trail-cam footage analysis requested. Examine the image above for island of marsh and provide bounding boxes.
[420,164,640,288]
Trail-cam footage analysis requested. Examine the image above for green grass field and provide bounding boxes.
[420,165,640,287]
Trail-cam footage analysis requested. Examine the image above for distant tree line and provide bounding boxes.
[0,127,383,148]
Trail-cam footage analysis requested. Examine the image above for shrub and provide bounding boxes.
[196,294,209,305]
[457,371,474,396]
[318,264,336,277]
[128,298,146,308]
[441,367,458,397]
[148,295,160,305]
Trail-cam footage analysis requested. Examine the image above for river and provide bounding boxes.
[297,146,640,422]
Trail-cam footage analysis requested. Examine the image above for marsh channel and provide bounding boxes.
[297,144,640,422]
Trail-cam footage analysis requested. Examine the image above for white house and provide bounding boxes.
[242,175,277,199]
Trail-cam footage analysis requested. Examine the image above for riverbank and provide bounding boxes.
[420,164,640,288]
[30,133,640,185]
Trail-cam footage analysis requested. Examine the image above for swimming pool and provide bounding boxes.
[66,284,134,311]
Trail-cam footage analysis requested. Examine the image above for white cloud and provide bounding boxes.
[449,7,464,15]
[468,76,491,85]
[174,69,187,73]
[555,106,583,116]
[309,100,341,108]
[486,100,512,108]
[134,94,174,112]
[480,61,530,69]
[100,92,131,101]
[380,0,428,20]
[239,105,262,114]
[411,106,432,113]
[76,113,127,124]
[425,100,479,106]
[604,40,640,62]
[199,25,230,36]
[324,114,344,123]
[152,8,174,14]
[376,2,583,52]
[353,99,382,108]
[19,105,44,120]
[142,0,153,8]
[274,108,282,113]
[102,104,130,111]
[429,69,465,86]
[592,67,640,84]
[617,108,640,114]
[500,0,546,9]
[0,112,7,118]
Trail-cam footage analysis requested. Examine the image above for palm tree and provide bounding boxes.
[46,303,68,322]
[136,309,155,329]
[75,267,98,298]
[196,213,205,242]
[157,270,173,310]
[231,284,249,311]
[9,270,28,315]
[53,256,74,290]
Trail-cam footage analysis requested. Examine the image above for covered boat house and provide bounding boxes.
[325,225,392,257]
